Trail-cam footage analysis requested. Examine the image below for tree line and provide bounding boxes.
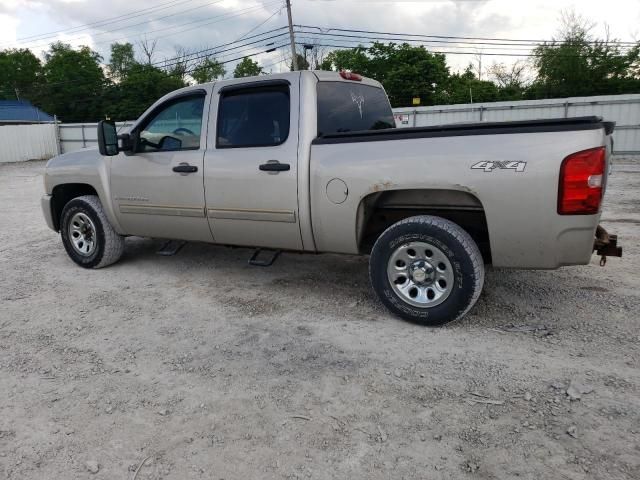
[0,41,264,122]
[1,14,638,122]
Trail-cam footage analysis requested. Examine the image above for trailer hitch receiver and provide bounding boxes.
[593,225,622,266]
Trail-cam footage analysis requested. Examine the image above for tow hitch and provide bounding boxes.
[594,225,623,266]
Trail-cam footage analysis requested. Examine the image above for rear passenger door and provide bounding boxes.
[203,77,303,250]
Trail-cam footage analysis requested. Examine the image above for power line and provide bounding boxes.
[296,25,640,47]
[87,1,283,50]
[5,0,199,45]
[294,34,636,58]
[154,26,289,66]
[154,31,290,70]
[233,4,284,43]
[294,29,638,50]
[17,27,290,91]
[38,43,289,98]
[294,40,620,58]
[17,0,230,51]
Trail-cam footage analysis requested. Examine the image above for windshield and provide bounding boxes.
[317,81,395,136]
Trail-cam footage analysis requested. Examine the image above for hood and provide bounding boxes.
[46,148,101,169]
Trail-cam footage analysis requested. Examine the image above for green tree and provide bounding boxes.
[438,66,501,104]
[108,42,137,82]
[322,43,450,107]
[290,53,310,71]
[0,48,43,101]
[233,57,263,78]
[322,47,369,73]
[40,42,106,122]
[109,63,186,120]
[529,13,640,98]
[191,57,226,84]
[488,61,528,100]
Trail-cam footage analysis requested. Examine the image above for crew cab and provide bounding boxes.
[41,71,622,326]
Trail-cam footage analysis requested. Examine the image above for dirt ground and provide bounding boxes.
[0,158,639,480]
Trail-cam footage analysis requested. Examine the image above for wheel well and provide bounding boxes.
[357,189,492,263]
[51,184,98,231]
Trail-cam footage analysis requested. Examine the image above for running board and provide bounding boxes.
[157,240,187,256]
[248,248,281,267]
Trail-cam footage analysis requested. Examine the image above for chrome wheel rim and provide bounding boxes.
[387,241,454,308]
[68,212,97,256]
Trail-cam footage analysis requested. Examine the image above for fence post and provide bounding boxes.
[81,124,86,148]
[564,101,569,118]
[53,115,61,155]
[479,106,485,121]
[412,109,418,127]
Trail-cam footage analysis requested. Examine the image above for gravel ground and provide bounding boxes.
[0,158,639,480]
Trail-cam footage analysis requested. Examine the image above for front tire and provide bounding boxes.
[60,195,124,269]
[369,215,484,326]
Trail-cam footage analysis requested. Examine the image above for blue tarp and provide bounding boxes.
[0,100,54,123]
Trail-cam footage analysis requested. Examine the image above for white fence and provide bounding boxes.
[393,94,640,154]
[59,122,133,153]
[2,94,639,163]
[0,123,59,163]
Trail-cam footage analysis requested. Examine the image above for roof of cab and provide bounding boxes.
[206,70,383,90]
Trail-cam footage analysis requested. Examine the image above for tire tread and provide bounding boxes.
[369,215,485,324]
[67,195,124,269]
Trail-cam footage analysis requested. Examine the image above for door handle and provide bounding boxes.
[173,163,198,174]
[259,162,290,172]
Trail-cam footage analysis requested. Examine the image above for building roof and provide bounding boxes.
[0,100,54,123]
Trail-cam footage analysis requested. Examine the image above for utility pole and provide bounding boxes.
[286,0,299,71]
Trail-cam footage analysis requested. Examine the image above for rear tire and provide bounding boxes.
[369,215,484,326]
[60,195,124,269]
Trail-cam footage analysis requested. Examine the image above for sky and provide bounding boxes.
[0,0,639,77]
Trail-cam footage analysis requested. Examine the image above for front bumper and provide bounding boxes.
[41,194,56,231]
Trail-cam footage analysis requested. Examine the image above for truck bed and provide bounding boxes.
[313,116,615,144]
[309,116,613,268]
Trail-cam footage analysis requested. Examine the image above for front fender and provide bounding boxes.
[44,150,124,234]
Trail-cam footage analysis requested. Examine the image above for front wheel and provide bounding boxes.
[60,195,125,269]
[369,216,484,326]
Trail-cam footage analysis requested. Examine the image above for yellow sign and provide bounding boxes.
[412,97,421,106]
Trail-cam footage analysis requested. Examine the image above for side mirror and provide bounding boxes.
[98,120,119,156]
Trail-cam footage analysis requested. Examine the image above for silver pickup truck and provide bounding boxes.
[41,70,622,326]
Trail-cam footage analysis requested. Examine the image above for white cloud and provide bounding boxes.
[0,14,19,45]
[1,0,638,73]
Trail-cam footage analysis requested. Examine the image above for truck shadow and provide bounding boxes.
[121,237,617,330]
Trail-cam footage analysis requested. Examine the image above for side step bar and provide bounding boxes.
[249,248,281,267]
[157,240,187,256]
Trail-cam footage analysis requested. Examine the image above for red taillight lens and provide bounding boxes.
[558,147,606,215]
[339,70,363,81]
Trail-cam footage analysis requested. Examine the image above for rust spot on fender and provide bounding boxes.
[371,180,395,193]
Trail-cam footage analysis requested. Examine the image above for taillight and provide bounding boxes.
[558,147,606,215]
[339,70,362,81]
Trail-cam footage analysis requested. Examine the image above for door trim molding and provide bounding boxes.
[119,203,205,218]
[207,207,296,223]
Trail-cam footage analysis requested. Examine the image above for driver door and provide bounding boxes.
[110,90,214,242]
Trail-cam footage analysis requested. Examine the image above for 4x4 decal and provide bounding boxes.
[471,161,527,173]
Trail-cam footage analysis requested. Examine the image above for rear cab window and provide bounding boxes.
[317,82,395,136]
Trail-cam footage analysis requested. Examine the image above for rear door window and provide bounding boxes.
[217,86,290,148]
[317,82,395,136]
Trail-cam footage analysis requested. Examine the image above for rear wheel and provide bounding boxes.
[369,215,484,326]
[60,195,124,269]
